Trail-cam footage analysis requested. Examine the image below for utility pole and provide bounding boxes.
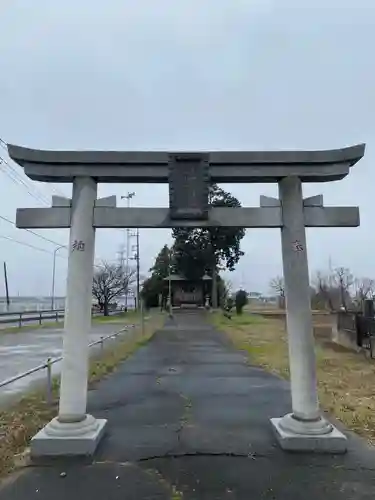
[117,245,126,269]
[328,255,333,273]
[51,245,65,310]
[3,262,10,311]
[210,241,218,309]
[121,192,135,310]
[328,255,334,288]
[136,229,140,310]
[168,247,173,318]
[128,229,140,309]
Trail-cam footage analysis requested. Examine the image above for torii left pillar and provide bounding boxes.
[31,177,107,456]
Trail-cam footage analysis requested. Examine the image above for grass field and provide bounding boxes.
[213,311,375,445]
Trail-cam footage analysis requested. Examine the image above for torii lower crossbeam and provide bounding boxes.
[16,206,359,229]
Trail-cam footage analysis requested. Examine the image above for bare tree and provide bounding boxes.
[222,278,233,303]
[311,271,335,311]
[353,277,375,308]
[92,261,136,316]
[269,276,285,308]
[332,267,354,312]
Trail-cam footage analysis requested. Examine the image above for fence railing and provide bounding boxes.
[0,309,65,328]
[0,308,121,328]
[337,311,375,358]
[0,325,134,404]
[356,315,375,358]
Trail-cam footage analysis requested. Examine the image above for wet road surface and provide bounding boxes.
[1,311,375,499]
[0,320,132,400]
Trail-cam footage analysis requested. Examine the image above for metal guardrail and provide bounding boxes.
[0,308,65,317]
[0,309,65,327]
[0,325,135,405]
[0,308,121,328]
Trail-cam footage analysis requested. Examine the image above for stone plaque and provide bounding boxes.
[168,153,209,220]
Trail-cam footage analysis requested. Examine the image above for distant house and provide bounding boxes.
[246,292,278,305]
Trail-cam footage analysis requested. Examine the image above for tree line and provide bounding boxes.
[270,267,375,312]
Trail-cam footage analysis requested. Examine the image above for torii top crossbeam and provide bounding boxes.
[7,144,365,183]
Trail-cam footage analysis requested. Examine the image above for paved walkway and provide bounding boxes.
[1,311,375,499]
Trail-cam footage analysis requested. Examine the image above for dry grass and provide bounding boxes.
[213,312,375,445]
[92,310,139,324]
[0,311,164,478]
[0,321,64,334]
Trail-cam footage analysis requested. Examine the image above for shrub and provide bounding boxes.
[235,290,248,315]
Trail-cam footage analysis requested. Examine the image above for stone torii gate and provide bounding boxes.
[9,143,365,456]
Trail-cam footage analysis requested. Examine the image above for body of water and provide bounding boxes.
[0,297,66,313]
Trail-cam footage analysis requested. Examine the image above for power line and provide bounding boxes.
[0,158,48,205]
[0,233,105,269]
[0,213,66,248]
[0,154,50,205]
[0,234,114,277]
[0,234,67,256]
[0,138,66,199]
[0,139,108,266]
[0,140,50,205]
[0,140,68,249]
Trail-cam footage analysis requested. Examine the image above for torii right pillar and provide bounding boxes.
[271,176,347,452]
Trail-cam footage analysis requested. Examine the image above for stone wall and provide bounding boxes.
[252,310,335,340]
[254,309,363,352]
[331,318,361,352]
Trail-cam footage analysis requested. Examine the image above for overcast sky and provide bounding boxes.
[0,1,374,297]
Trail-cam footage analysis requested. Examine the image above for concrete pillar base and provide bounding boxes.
[30,415,107,457]
[270,414,347,453]
[277,412,333,435]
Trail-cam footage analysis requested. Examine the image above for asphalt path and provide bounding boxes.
[1,311,375,499]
